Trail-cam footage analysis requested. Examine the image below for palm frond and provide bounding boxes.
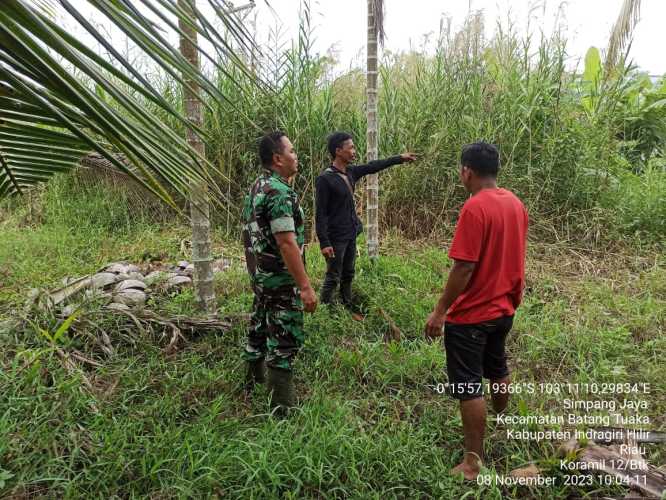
[605,0,641,75]
[0,0,263,208]
[0,115,91,197]
[29,0,56,18]
[75,152,171,218]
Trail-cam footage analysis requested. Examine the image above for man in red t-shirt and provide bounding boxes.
[425,142,528,480]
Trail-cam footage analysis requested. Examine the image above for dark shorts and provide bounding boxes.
[444,315,513,400]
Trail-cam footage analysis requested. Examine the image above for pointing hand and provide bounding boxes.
[401,152,418,162]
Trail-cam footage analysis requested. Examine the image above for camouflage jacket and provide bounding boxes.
[242,170,305,288]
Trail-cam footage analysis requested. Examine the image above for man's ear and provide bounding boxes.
[272,152,282,168]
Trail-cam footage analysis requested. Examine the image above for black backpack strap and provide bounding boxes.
[325,167,354,196]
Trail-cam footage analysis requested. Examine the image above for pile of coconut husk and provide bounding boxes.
[25,259,231,316]
[1,258,246,366]
[0,258,246,414]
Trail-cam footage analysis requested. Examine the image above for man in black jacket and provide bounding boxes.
[315,131,417,310]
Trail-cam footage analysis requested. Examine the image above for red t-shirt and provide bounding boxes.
[446,188,528,324]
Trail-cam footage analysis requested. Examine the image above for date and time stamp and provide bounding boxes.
[476,472,649,487]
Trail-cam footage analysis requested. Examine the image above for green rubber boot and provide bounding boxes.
[244,358,266,393]
[267,367,296,417]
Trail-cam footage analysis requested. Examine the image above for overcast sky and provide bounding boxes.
[252,0,665,75]
[64,0,665,76]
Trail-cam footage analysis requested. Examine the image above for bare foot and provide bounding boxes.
[450,461,481,481]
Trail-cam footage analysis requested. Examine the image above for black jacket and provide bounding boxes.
[315,156,404,247]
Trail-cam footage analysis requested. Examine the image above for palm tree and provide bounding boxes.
[366,0,384,259]
[604,0,641,78]
[0,0,260,309]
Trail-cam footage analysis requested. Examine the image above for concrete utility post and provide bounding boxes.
[366,0,380,259]
[178,0,255,313]
[179,0,216,313]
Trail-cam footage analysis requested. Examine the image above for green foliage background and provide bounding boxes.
[139,11,666,243]
[0,8,665,499]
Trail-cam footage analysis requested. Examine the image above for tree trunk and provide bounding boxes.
[366,0,379,258]
[178,0,216,314]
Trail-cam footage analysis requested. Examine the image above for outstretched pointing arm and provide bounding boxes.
[349,152,418,181]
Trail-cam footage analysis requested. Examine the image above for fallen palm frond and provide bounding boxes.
[81,308,246,355]
[54,345,100,413]
[6,303,247,361]
[17,306,244,415]
[379,308,401,343]
[70,308,246,360]
[73,153,172,217]
[109,308,243,337]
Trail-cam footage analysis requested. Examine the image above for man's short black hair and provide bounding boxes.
[327,131,353,159]
[259,131,287,168]
[460,142,500,178]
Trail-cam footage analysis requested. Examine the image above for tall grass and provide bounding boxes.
[37,4,666,245]
[184,7,661,244]
[609,158,666,237]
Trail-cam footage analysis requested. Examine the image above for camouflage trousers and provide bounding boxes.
[243,283,304,371]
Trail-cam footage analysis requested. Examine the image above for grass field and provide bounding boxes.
[0,202,664,499]
[2,1,665,497]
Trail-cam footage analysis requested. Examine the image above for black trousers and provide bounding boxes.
[444,315,514,400]
[320,238,356,306]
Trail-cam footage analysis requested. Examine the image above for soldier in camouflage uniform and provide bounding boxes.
[241,131,317,414]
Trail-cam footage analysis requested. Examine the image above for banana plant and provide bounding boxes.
[0,0,263,206]
[581,47,602,115]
